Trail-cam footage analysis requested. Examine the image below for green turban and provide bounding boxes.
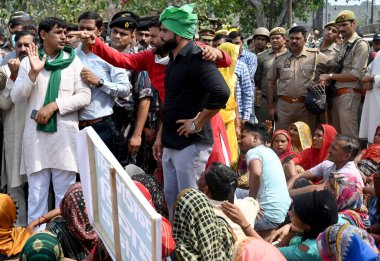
[159,4,198,40]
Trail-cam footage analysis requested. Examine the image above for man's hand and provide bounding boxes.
[27,42,46,82]
[80,68,100,86]
[362,82,373,90]
[71,31,96,48]
[35,102,58,125]
[221,201,248,227]
[8,58,21,76]
[362,74,375,83]
[128,134,142,154]
[268,106,276,120]
[153,137,163,161]
[201,45,219,62]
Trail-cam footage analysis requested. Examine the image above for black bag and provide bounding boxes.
[305,53,326,114]
[326,38,363,108]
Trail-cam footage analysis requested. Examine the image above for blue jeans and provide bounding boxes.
[254,214,281,231]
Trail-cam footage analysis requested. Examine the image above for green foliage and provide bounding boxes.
[0,0,326,34]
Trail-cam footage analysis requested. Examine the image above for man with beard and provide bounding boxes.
[319,21,340,60]
[157,3,229,219]
[254,27,287,123]
[267,26,332,131]
[11,17,91,228]
[0,30,38,226]
[320,11,369,138]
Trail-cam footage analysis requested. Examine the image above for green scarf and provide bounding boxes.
[159,4,198,40]
[37,46,75,132]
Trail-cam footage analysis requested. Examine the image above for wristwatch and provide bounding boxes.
[190,121,202,133]
[97,78,104,88]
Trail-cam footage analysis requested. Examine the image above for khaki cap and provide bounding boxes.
[199,29,215,40]
[324,21,339,29]
[270,27,286,36]
[335,10,355,23]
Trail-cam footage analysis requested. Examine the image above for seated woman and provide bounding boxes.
[288,121,312,154]
[131,173,168,218]
[221,189,338,261]
[173,189,235,260]
[134,181,175,258]
[0,194,32,260]
[18,230,72,261]
[285,124,337,181]
[327,172,370,229]
[317,223,379,261]
[271,130,296,166]
[27,183,99,261]
[355,126,380,179]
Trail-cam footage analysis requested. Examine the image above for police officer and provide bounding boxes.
[252,27,270,54]
[319,21,341,60]
[267,26,332,131]
[254,27,287,123]
[199,29,215,46]
[320,10,369,138]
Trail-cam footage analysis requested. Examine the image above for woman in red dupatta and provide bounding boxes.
[285,124,337,179]
[271,130,296,165]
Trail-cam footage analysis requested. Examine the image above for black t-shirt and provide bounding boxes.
[162,40,230,150]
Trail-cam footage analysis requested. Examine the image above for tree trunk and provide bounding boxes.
[249,0,267,27]
[274,0,288,27]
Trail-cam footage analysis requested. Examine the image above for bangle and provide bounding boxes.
[242,223,251,231]
[10,74,17,81]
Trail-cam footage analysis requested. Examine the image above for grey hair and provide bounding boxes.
[334,134,360,160]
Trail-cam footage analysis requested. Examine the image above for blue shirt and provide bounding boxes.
[76,47,131,120]
[246,145,291,223]
[279,236,321,261]
[235,60,253,120]
[238,50,257,82]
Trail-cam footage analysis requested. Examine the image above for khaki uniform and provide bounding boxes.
[320,42,340,60]
[331,32,369,138]
[267,47,332,131]
[254,47,287,122]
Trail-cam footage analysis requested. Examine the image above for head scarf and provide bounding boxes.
[134,181,175,257]
[289,121,312,153]
[317,223,379,261]
[131,174,167,217]
[217,42,240,163]
[330,173,369,229]
[60,183,99,254]
[271,130,296,164]
[361,126,380,164]
[232,237,286,261]
[0,194,32,257]
[296,124,337,170]
[173,189,235,261]
[293,190,338,240]
[159,4,198,40]
[19,230,63,261]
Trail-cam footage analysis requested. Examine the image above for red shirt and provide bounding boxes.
[90,38,231,103]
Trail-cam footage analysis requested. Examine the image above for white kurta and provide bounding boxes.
[360,52,380,143]
[11,52,91,175]
[0,65,27,188]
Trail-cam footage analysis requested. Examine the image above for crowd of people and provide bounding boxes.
[0,3,380,261]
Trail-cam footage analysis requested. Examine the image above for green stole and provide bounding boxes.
[37,46,75,132]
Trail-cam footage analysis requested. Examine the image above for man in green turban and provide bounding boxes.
[156,4,231,220]
[11,17,91,228]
